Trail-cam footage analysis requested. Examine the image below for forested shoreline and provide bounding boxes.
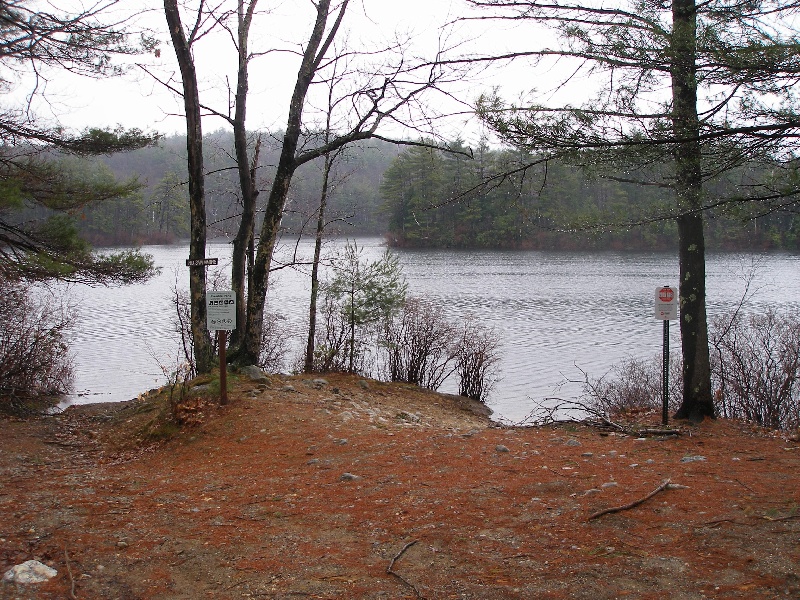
[77,133,799,252]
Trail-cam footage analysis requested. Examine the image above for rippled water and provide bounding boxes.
[62,238,800,422]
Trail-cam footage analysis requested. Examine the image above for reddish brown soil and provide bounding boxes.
[1,373,799,599]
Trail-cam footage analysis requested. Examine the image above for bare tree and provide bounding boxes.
[232,0,464,365]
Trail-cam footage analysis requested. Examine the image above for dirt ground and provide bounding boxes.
[1,372,799,599]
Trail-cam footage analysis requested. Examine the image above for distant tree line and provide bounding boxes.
[78,133,799,252]
[77,132,401,246]
[381,142,800,252]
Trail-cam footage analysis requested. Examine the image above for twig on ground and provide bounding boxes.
[387,539,425,599]
[64,546,78,600]
[588,479,672,521]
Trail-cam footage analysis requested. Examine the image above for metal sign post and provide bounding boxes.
[206,290,236,405]
[655,286,678,425]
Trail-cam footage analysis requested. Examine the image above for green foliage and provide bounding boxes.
[321,241,407,373]
[380,143,799,251]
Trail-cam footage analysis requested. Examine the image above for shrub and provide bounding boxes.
[382,296,458,389]
[0,278,75,411]
[710,309,800,430]
[454,318,501,403]
[586,309,800,430]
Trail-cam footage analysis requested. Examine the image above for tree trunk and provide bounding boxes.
[304,151,332,373]
[164,0,211,374]
[670,0,714,421]
[234,0,344,365]
[229,1,259,353]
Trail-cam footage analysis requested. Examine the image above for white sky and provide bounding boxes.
[22,0,557,145]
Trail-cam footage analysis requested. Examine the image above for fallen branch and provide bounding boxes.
[387,539,425,599]
[64,546,78,600]
[588,479,672,521]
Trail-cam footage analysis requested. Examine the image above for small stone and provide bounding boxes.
[680,455,706,463]
[307,458,320,465]
[358,380,370,390]
[334,438,348,445]
[340,473,361,481]
[495,445,510,453]
[584,488,602,496]
[581,452,594,457]
[281,385,296,392]
[312,378,329,388]
[601,481,618,489]
[116,541,128,549]
[565,439,581,447]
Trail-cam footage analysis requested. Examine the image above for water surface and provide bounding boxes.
[63,239,800,423]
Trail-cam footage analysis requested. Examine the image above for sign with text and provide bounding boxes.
[186,257,218,267]
[655,286,678,320]
[207,290,236,331]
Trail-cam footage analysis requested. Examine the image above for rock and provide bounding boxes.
[601,481,618,489]
[3,560,58,584]
[340,473,361,481]
[565,439,581,447]
[240,365,270,383]
[358,380,370,390]
[680,455,706,463]
[312,378,328,389]
[495,444,510,453]
[281,385,296,393]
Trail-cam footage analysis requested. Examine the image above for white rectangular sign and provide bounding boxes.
[655,286,678,320]
[207,290,236,331]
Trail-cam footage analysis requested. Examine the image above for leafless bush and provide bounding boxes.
[585,354,682,416]
[382,296,458,389]
[583,308,800,431]
[0,278,75,410]
[455,318,501,403]
[710,309,800,430]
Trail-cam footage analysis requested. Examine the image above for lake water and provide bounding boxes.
[61,238,800,423]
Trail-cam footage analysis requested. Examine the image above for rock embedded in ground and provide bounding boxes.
[240,365,270,383]
[3,560,58,584]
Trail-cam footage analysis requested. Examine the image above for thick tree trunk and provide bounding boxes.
[164,0,211,374]
[671,0,714,421]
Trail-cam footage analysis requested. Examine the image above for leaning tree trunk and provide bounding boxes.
[670,0,714,421]
[164,0,212,374]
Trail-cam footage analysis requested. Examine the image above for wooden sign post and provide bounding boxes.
[206,290,236,405]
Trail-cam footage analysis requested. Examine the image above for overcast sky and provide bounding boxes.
[26,0,554,144]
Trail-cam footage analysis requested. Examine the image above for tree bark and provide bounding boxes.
[670,0,714,421]
[164,0,212,374]
[234,0,347,365]
[228,0,259,353]
[304,150,332,373]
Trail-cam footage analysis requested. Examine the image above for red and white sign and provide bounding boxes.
[655,286,678,320]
